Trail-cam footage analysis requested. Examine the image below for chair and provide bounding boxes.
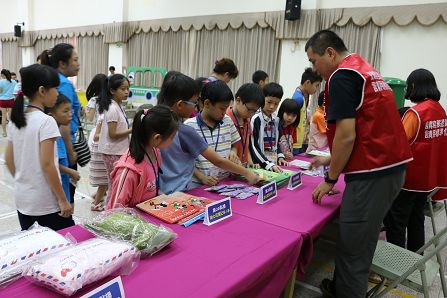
[367,224,447,297]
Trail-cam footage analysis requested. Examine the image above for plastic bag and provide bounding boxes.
[0,223,73,287]
[83,208,177,257]
[24,238,139,296]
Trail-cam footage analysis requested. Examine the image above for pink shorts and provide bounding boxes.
[0,99,14,108]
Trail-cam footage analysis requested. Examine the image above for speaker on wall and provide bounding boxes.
[285,0,301,21]
[14,25,22,37]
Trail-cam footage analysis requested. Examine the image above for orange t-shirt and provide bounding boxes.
[402,109,419,142]
[312,107,326,134]
[226,107,252,163]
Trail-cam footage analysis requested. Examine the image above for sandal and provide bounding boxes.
[90,203,104,212]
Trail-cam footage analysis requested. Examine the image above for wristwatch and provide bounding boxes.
[324,172,338,185]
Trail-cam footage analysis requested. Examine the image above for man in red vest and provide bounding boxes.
[384,69,447,252]
[306,30,413,297]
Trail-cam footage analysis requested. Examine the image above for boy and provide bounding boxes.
[292,67,322,154]
[306,93,328,152]
[185,80,242,186]
[252,70,269,89]
[45,94,80,203]
[158,71,258,194]
[250,82,287,172]
[227,83,264,168]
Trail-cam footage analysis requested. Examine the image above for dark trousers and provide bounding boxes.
[69,163,77,204]
[334,169,405,298]
[17,211,75,231]
[384,190,427,252]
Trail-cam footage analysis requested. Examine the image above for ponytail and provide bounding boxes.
[1,69,11,82]
[11,93,26,128]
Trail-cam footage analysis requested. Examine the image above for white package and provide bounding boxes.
[24,238,140,296]
[0,223,72,286]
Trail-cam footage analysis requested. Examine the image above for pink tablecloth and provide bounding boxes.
[188,158,344,277]
[1,211,302,298]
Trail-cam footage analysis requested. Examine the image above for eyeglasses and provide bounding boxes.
[182,100,198,107]
[244,104,259,114]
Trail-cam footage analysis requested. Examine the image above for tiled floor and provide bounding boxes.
[0,136,445,297]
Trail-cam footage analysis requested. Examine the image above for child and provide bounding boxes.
[0,69,18,137]
[250,82,287,172]
[208,58,239,84]
[277,98,300,159]
[5,64,74,230]
[45,94,81,203]
[158,71,259,194]
[107,105,178,208]
[86,74,108,211]
[252,70,269,89]
[185,80,242,187]
[292,67,322,154]
[227,83,264,167]
[97,74,132,205]
[306,93,328,152]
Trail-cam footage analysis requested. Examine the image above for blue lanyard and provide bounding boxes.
[27,104,44,112]
[232,109,249,159]
[116,101,129,128]
[197,116,221,152]
[145,148,160,196]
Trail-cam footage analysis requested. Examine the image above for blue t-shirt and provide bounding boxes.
[56,137,70,202]
[0,79,17,100]
[160,122,209,194]
[57,72,80,142]
[292,88,305,109]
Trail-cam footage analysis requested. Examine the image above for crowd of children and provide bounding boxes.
[3,49,330,232]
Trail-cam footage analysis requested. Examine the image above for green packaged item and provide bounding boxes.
[237,169,297,189]
[84,208,177,257]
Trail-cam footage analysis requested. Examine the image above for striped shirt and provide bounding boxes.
[184,113,240,182]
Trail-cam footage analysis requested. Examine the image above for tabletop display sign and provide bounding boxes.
[287,171,303,190]
[257,181,278,204]
[203,197,232,226]
[81,276,125,298]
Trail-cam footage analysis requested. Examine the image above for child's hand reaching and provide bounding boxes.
[277,157,289,166]
[285,152,294,159]
[228,151,241,165]
[270,165,283,173]
[247,161,260,169]
[69,169,81,182]
[245,171,260,185]
[200,175,219,186]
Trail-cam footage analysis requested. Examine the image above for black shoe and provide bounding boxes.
[320,278,336,298]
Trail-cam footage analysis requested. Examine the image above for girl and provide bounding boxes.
[385,68,447,252]
[306,93,328,152]
[97,74,132,205]
[5,64,74,231]
[85,74,108,211]
[277,98,300,160]
[107,105,178,208]
[0,69,18,137]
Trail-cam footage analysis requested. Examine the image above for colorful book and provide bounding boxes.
[136,192,213,224]
[236,169,298,188]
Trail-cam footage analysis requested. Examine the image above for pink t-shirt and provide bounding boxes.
[98,101,129,155]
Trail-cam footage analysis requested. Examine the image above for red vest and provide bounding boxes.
[403,100,447,193]
[324,54,412,174]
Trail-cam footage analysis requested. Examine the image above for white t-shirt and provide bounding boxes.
[7,111,62,216]
[98,100,129,155]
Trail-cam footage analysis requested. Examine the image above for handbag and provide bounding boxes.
[73,116,91,167]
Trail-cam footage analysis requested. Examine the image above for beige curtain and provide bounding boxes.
[34,37,71,62]
[331,21,382,70]
[127,25,280,92]
[77,35,109,90]
[1,41,22,73]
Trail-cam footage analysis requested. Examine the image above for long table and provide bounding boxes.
[1,212,303,298]
[188,162,344,277]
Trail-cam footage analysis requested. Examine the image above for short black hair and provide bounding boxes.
[263,82,283,99]
[45,94,71,114]
[277,98,300,127]
[317,92,324,107]
[305,30,348,56]
[213,58,239,79]
[109,66,115,71]
[235,83,264,108]
[405,68,441,103]
[157,71,200,107]
[252,70,268,84]
[301,67,322,84]
[201,80,233,104]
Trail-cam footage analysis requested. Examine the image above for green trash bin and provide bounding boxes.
[384,77,406,109]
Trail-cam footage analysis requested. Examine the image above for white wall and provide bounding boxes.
[108,43,124,74]
[380,20,447,107]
